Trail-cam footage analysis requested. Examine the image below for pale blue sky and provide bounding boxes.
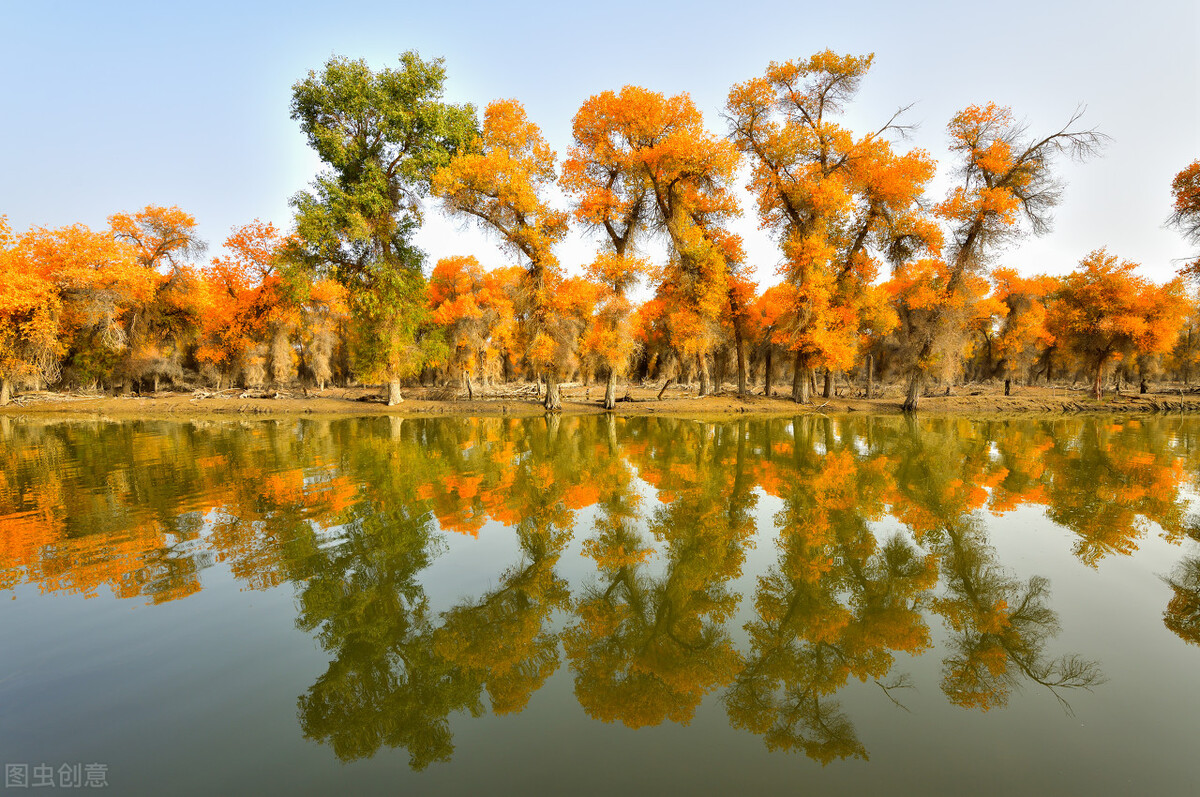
[2,0,1197,285]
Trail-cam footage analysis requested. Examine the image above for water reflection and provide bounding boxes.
[2,414,1197,768]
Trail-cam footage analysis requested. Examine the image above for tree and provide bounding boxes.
[428,254,516,398]
[990,268,1057,393]
[565,86,743,396]
[0,219,61,404]
[289,51,476,405]
[295,276,349,390]
[1169,160,1200,278]
[636,90,743,396]
[896,104,1106,410]
[724,272,759,397]
[1168,305,1200,384]
[562,91,655,408]
[886,257,994,395]
[1050,249,1187,399]
[726,51,933,403]
[11,222,153,392]
[108,205,207,390]
[196,221,294,388]
[433,99,572,410]
[753,284,791,396]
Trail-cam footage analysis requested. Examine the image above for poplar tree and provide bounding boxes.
[289,52,476,404]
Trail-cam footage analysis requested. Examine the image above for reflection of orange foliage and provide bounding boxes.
[563,483,600,510]
[0,511,61,591]
[261,470,305,505]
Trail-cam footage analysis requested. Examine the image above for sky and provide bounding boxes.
[2,0,1197,286]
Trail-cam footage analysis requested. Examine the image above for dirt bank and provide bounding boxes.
[3,382,1199,420]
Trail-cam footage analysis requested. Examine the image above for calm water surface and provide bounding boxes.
[1,414,1198,795]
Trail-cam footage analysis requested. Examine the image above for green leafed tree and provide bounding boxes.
[288,51,477,404]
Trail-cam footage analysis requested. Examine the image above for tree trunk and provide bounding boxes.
[735,328,747,397]
[544,374,562,411]
[866,354,873,399]
[1093,368,1103,400]
[465,372,474,401]
[902,372,921,412]
[387,379,403,406]
[697,353,709,396]
[0,378,10,406]
[792,353,811,404]
[1004,378,1011,396]
[791,354,801,401]
[658,377,675,400]
[823,369,832,399]
[763,349,773,397]
[603,370,617,410]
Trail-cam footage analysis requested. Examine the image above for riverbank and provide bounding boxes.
[3,382,1200,418]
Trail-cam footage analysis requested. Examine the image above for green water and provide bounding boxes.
[1,414,1198,795]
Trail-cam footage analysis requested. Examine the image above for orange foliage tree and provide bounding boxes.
[108,205,206,390]
[1050,248,1187,399]
[562,91,655,407]
[895,104,1105,410]
[638,91,743,396]
[1170,160,1200,278]
[990,268,1057,393]
[10,222,153,391]
[196,221,296,388]
[428,255,518,398]
[0,219,61,404]
[723,272,760,397]
[567,86,743,395]
[579,255,643,407]
[434,100,573,410]
[727,51,935,402]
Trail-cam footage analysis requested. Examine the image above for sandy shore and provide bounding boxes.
[3,382,1199,419]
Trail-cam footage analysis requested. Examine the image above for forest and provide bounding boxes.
[3,50,1199,412]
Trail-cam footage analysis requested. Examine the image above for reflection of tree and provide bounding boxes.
[1163,519,1200,646]
[293,426,478,769]
[931,519,1104,712]
[726,417,935,764]
[1164,557,1200,646]
[1039,420,1187,566]
[984,420,1054,513]
[0,420,317,602]
[565,420,753,728]
[882,417,1104,713]
[8,412,1183,764]
[297,416,586,768]
[432,511,573,716]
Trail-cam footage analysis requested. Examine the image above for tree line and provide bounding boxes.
[3,50,1199,410]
